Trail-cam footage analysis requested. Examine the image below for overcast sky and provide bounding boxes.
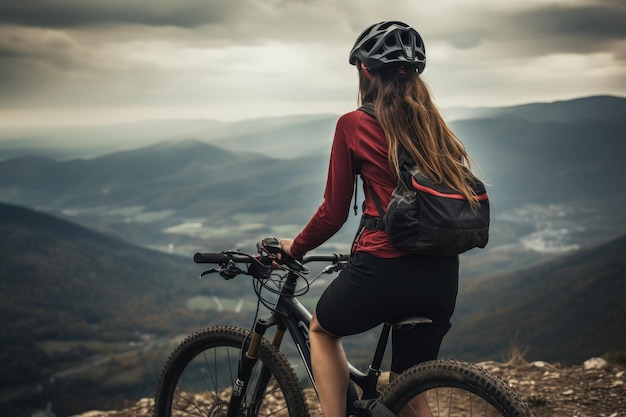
[0,0,624,127]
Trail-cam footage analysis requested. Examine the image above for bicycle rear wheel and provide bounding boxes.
[378,359,535,417]
[154,326,310,417]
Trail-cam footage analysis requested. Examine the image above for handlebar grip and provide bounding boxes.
[302,254,351,264]
[193,252,252,264]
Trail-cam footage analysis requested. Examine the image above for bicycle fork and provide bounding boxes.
[226,317,286,417]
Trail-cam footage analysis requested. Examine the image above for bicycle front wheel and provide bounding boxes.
[154,326,310,417]
[378,359,535,417]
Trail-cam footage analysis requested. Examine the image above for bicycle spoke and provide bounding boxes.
[417,387,502,417]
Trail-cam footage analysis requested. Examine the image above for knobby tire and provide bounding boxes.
[154,326,310,417]
[379,359,536,417]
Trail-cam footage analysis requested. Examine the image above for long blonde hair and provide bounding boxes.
[358,64,481,206]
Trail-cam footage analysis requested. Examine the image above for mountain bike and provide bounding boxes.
[154,237,535,417]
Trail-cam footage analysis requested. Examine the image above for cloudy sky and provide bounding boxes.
[0,0,624,127]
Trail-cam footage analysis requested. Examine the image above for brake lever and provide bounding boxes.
[220,261,244,280]
[199,269,219,278]
[200,260,245,280]
[284,257,309,274]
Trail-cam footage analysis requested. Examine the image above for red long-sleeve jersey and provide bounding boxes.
[290,109,407,259]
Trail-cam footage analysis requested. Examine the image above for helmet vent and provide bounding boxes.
[364,39,377,54]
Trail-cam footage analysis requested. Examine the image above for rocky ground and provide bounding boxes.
[72,357,625,417]
[481,357,625,417]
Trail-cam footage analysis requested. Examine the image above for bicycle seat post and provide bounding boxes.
[361,322,392,399]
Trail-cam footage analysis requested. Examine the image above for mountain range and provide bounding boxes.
[1,95,625,415]
[1,96,625,260]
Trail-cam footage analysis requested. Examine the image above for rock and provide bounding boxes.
[583,357,608,370]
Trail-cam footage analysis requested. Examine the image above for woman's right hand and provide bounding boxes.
[279,238,294,258]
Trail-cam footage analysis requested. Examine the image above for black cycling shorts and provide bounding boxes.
[315,251,459,374]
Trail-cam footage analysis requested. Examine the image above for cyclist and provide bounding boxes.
[280,21,481,417]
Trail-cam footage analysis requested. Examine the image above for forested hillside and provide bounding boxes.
[0,202,257,416]
[443,234,626,365]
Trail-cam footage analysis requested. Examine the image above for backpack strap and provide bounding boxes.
[357,103,387,231]
[361,179,386,231]
[358,104,375,118]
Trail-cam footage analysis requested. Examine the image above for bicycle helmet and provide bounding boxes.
[349,21,426,74]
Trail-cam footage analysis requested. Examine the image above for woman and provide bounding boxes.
[280,21,481,417]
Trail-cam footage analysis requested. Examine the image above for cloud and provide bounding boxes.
[0,0,234,28]
[0,0,624,125]
[502,2,626,56]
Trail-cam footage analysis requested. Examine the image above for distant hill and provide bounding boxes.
[0,202,259,416]
[445,95,626,123]
[443,233,626,365]
[0,200,199,317]
[0,118,226,160]
[0,137,339,259]
[0,202,224,384]
[0,138,328,219]
[211,113,337,158]
[449,96,626,207]
[0,113,338,160]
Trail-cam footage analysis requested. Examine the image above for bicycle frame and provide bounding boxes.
[227,262,391,416]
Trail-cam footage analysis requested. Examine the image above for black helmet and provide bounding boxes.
[349,21,426,74]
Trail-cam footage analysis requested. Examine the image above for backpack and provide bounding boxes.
[358,106,490,255]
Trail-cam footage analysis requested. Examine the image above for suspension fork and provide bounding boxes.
[226,314,285,416]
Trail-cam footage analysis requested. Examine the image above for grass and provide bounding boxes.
[604,351,626,367]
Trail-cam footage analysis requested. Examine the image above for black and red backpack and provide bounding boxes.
[358,106,490,255]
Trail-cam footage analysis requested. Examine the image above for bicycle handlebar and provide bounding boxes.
[194,251,350,265]
[193,238,350,282]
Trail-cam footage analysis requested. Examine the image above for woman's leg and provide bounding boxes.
[310,312,349,417]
